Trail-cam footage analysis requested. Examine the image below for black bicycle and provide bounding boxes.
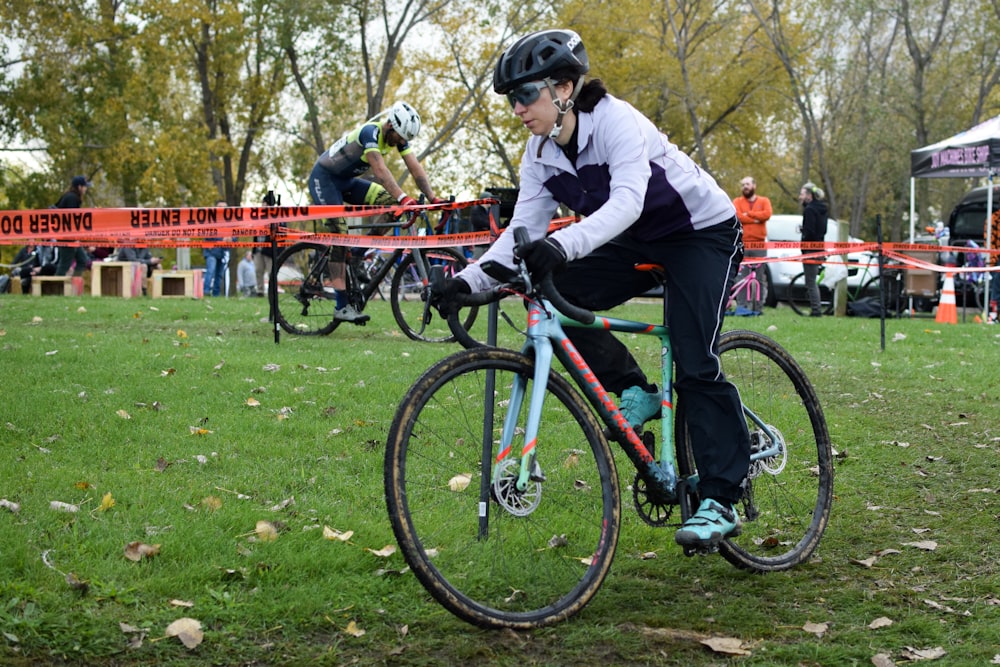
[270,207,478,342]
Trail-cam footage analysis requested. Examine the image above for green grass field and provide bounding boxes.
[1,293,998,666]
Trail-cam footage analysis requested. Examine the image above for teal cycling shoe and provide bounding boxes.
[619,386,660,430]
[675,499,742,550]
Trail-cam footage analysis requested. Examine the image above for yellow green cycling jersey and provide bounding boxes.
[316,120,413,178]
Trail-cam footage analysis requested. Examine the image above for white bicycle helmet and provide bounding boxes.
[388,101,421,142]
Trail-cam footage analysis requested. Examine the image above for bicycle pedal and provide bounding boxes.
[682,544,720,557]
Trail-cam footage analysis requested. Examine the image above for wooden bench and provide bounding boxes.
[150,269,204,298]
[31,276,73,296]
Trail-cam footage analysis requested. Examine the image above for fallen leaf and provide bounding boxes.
[1,499,21,513]
[161,368,176,376]
[851,556,878,568]
[701,636,751,656]
[872,653,895,667]
[124,541,161,561]
[255,520,279,542]
[201,496,222,511]
[164,617,203,649]
[323,526,354,541]
[868,617,893,629]
[99,492,116,512]
[176,330,188,339]
[367,545,397,558]
[117,409,131,420]
[448,473,472,492]
[169,599,194,608]
[263,363,280,372]
[213,360,225,370]
[50,501,79,513]
[189,426,212,435]
[344,620,365,637]
[246,397,260,407]
[903,540,938,551]
[803,621,828,637]
[270,497,294,511]
[65,572,89,594]
[901,646,946,660]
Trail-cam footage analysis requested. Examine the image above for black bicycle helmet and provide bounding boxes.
[493,29,589,94]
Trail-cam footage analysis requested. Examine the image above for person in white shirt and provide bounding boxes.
[435,29,749,551]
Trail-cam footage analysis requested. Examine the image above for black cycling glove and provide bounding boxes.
[431,277,471,316]
[521,238,567,279]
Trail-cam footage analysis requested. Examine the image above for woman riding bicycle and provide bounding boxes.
[309,101,446,322]
[434,29,750,551]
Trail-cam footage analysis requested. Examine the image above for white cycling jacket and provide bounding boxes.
[460,94,735,292]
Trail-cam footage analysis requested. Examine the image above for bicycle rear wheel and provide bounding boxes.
[787,271,833,315]
[271,242,338,335]
[676,330,833,572]
[384,348,620,629]
[390,248,477,342]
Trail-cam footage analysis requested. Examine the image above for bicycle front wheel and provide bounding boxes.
[385,348,620,629]
[390,248,476,342]
[271,242,338,336]
[676,330,833,572]
[787,271,833,315]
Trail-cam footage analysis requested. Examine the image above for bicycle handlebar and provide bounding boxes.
[429,227,595,348]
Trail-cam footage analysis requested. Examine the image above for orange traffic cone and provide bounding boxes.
[935,273,957,325]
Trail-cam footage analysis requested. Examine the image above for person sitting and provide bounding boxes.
[115,246,162,278]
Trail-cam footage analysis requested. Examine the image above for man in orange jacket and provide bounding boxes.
[731,176,772,313]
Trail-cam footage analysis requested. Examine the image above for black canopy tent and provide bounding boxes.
[909,115,999,316]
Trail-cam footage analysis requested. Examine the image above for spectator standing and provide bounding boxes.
[436,29,749,551]
[203,200,228,297]
[732,176,772,313]
[988,209,999,321]
[237,250,257,296]
[799,182,828,317]
[53,176,92,275]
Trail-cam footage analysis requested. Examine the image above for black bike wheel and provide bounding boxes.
[271,242,338,336]
[676,330,833,572]
[390,248,477,343]
[385,348,620,629]
[787,271,833,315]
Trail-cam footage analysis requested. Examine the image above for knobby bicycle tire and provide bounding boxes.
[675,330,833,572]
[389,248,478,343]
[384,347,621,629]
[271,242,339,336]
[787,271,834,316]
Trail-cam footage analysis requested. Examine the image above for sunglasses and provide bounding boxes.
[506,81,548,108]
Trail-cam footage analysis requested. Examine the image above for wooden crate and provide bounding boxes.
[31,276,73,296]
[91,261,144,298]
[150,269,204,298]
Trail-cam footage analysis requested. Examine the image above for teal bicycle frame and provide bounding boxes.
[497,294,782,511]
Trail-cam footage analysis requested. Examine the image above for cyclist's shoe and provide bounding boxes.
[675,499,742,550]
[334,305,370,324]
[619,386,661,430]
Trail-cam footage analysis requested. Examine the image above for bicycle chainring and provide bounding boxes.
[632,473,676,527]
[492,457,541,517]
